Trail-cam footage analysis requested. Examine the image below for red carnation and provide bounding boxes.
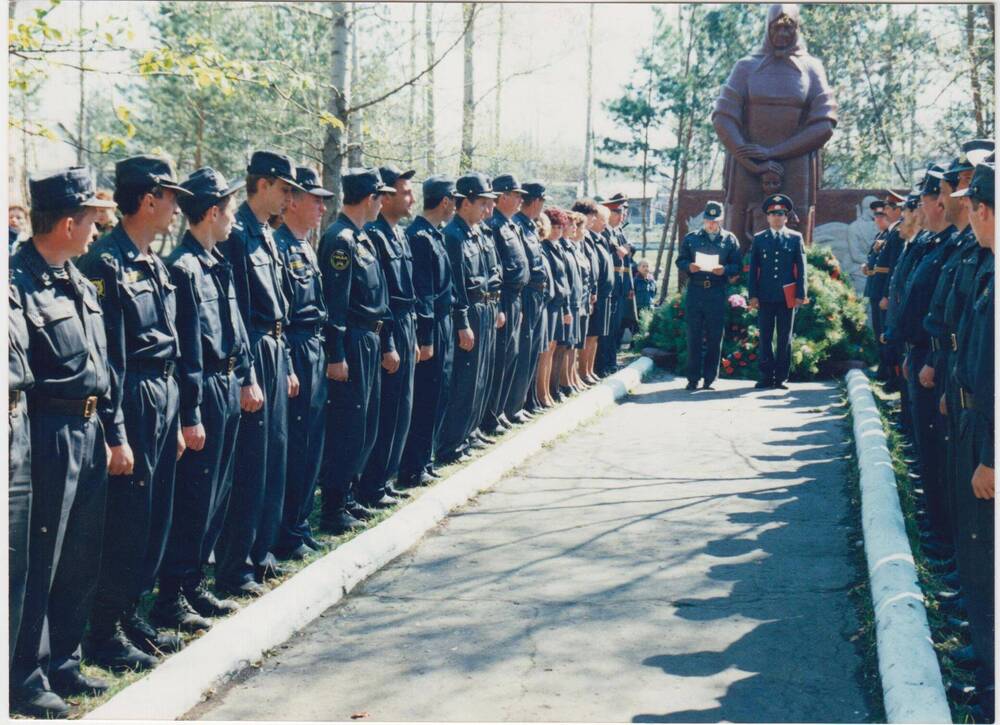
[739,361,747,367]
[749,353,757,361]
[733,351,742,360]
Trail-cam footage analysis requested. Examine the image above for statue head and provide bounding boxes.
[762,4,804,57]
[760,170,783,196]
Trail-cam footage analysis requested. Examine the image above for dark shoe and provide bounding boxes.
[940,570,962,589]
[946,679,979,703]
[278,543,315,561]
[254,561,289,583]
[754,380,773,389]
[922,540,954,560]
[84,624,159,671]
[936,588,963,601]
[215,578,269,599]
[385,484,411,499]
[426,466,443,479]
[949,644,982,671]
[772,382,789,390]
[552,390,566,403]
[470,436,490,450]
[185,582,239,617]
[49,669,110,697]
[320,508,363,533]
[512,412,531,425]
[123,607,183,653]
[701,382,715,390]
[559,385,574,398]
[685,381,699,391]
[150,592,212,633]
[367,494,398,510]
[303,535,327,551]
[12,689,70,718]
[475,431,497,444]
[498,414,516,429]
[398,471,434,488]
[946,616,972,632]
[939,595,968,618]
[348,503,377,521]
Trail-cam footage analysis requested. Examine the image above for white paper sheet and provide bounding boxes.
[695,252,720,270]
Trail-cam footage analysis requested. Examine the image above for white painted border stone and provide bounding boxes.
[844,369,951,723]
[86,357,655,721]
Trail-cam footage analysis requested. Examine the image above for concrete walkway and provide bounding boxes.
[195,376,873,723]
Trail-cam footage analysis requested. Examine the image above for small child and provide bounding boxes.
[745,167,785,240]
[633,259,657,310]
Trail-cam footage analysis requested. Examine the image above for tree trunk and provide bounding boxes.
[658,116,694,304]
[322,1,350,223]
[493,3,504,157]
[581,4,594,195]
[347,3,363,168]
[460,3,476,170]
[76,1,85,166]
[967,4,985,137]
[424,3,437,172]
[407,3,417,168]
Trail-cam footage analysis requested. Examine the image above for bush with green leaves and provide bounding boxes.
[635,245,875,380]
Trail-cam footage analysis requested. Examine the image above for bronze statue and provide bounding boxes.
[713,3,838,250]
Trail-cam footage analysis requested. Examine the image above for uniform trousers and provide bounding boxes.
[870,300,888,379]
[276,329,327,553]
[437,302,487,459]
[684,285,727,385]
[506,287,545,419]
[9,396,31,666]
[484,293,522,431]
[757,300,795,384]
[358,311,417,502]
[12,411,106,696]
[905,348,950,542]
[215,333,289,586]
[400,312,453,477]
[471,300,499,438]
[161,369,241,591]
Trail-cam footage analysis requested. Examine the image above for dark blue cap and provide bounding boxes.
[115,154,192,195]
[904,193,920,210]
[178,167,245,217]
[951,162,994,205]
[921,164,944,196]
[342,167,394,200]
[456,172,498,199]
[378,165,416,188]
[295,167,334,198]
[492,173,524,194]
[884,189,907,207]
[931,140,994,186]
[422,175,459,200]
[247,150,304,190]
[703,200,723,220]
[29,167,117,213]
[522,181,546,200]
[763,194,794,213]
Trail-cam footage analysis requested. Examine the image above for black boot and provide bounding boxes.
[122,604,183,654]
[150,591,212,633]
[83,621,159,672]
[49,669,110,697]
[11,688,70,718]
[184,580,239,618]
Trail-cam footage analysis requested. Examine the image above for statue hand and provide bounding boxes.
[736,143,769,161]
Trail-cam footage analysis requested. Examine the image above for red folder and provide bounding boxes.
[783,283,797,309]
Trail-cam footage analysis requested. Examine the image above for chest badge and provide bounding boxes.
[330,249,351,271]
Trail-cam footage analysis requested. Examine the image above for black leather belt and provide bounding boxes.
[204,356,237,375]
[31,394,99,418]
[287,322,324,337]
[9,390,22,414]
[959,388,976,410]
[347,312,383,334]
[132,358,177,378]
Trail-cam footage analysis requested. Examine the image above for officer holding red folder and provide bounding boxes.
[748,194,807,390]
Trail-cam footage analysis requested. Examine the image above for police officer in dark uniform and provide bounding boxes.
[435,173,496,463]
[10,168,115,715]
[317,168,397,533]
[470,186,504,443]
[507,181,549,421]
[873,191,907,390]
[748,194,807,390]
[863,199,890,379]
[273,166,332,559]
[214,150,302,597]
[359,165,419,507]
[77,155,188,664]
[675,200,742,391]
[9,277,33,672]
[482,173,529,435]
[598,193,633,376]
[397,176,457,487]
[155,168,251,627]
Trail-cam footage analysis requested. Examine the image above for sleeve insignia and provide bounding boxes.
[100,252,115,266]
[330,249,351,271]
[91,278,105,297]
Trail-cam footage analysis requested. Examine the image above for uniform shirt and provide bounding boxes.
[871,220,904,301]
[274,224,327,329]
[166,232,255,427]
[863,230,886,300]
[9,282,33,394]
[924,225,976,369]
[747,226,807,304]
[406,215,454,346]
[571,240,594,313]
[585,231,615,301]
[480,221,504,296]
[77,223,179,446]
[11,240,109,405]
[896,229,950,346]
[513,211,550,292]
[540,238,572,317]
[954,254,994,466]
[608,225,635,298]
[366,214,417,318]
[442,215,488,332]
[675,228,742,290]
[883,231,928,342]
[484,208,529,303]
[318,213,394,364]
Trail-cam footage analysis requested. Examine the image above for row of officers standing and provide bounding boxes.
[7,152,638,717]
[864,139,995,719]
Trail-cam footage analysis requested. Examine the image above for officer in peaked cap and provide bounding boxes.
[10,168,114,716]
[873,189,907,390]
[213,149,301,598]
[398,176,459,487]
[598,192,634,376]
[676,200,742,390]
[154,167,250,632]
[863,198,891,378]
[317,168,396,534]
[748,194,806,390]
[272,166,333,561]
[78,153,189,667]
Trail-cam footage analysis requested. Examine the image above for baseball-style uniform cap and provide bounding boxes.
[492,174,525,194]
[247,150,305,191]
[456,172,498,199]
[904,193,920,210]
[295,166,335,198]
[951,162,995,205]
[921,164,945,196]
[522,181,546,200]
[178,167,246,217]
[423,175,460,199]
[342,167,394,198]
[703,200,724,220]
[115,154,193,196]
[378,165,416,188]
[763,194,794,214]
[29,167,117,213]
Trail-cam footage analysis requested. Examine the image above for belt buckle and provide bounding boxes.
[83,396,97,418]
[950,333,958,351]
[274,321,283,338]
[374,320,383,335]
[703,280,711,288]
[227,356,237,373]
[163,359,176,378]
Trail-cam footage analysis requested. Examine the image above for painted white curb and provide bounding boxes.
[86,356,655,721]
[844,369,951,724]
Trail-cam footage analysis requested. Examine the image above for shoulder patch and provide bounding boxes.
[330,249,351,271]
[100,252,116,267]
[91,278,105,297]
